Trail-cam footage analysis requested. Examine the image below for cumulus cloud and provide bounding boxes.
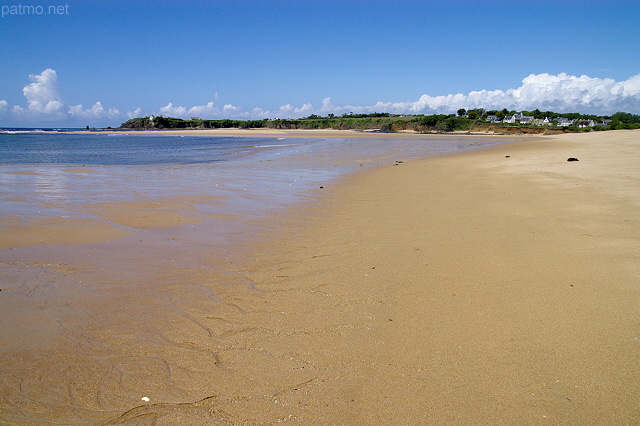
[2,70,638,126]
[247,102,315,120]
[158,102,187,117]
[160,73,639,120]
[128,107,143,119]
[10,68,67,121]
[222,104,243,116]
[158,101,247,119]
[69,101,121,120]
[348,73,640,116]
[1,68,138,126]
[22,68,65,115]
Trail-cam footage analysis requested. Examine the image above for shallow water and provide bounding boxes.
[0,133,503,251]
[0,133,508,423]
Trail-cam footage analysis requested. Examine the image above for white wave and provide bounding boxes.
[253,144,293,148]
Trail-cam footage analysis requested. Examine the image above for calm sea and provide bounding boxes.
[0,131,303,165]
[0,130,511,240]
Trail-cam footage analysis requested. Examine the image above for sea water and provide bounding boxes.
[0,131,302,165]
[0,131,503,223]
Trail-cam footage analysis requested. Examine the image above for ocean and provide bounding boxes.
[0,131,304,165]
[0,131,504,225]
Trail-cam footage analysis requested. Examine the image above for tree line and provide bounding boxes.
[119,110,640,132]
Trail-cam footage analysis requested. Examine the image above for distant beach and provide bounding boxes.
[79,127,525,138]
[1,129,638,423]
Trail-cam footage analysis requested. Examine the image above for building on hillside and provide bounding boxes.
[576,119,596,128]
[532,117,552,126]
[557,117,576,126]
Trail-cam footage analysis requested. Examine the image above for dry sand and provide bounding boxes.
[1,130,638,423]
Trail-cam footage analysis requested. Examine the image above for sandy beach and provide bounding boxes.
[1,130,639,423]
[190,129,638,424]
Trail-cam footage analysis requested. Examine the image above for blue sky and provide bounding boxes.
[1,0,639,127]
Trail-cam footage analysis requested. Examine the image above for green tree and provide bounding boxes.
[457,108,467,117]
[419,115,439,127]
[611,111,640,124]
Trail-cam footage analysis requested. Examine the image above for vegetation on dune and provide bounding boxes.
[121,116,268,130]
[609,112,640,130]
[119,110,640,133]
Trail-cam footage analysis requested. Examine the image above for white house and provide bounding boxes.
[557,118,575,126]
[532,117,552,126]
[576,120,596,128]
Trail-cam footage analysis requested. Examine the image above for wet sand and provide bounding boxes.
[1,130,639,423]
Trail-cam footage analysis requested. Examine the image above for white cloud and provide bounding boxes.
[396,73,640,115]
[158,101,247,119]
[11,68,67,121]
[159,102,188,117]
[228,72,640,119]
[22,68,64,115]
[69,102,121,120]
[3,70,639,127]
[188,102,217,117]
[128,107,143,119]
[3,69,135,126]
[222,104,243,117]
[617,74,640,97]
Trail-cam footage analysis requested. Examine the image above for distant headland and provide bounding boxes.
[118,110,640,135]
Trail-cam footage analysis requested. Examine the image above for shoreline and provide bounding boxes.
[69,127,526,139]
[1,130,638,423]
